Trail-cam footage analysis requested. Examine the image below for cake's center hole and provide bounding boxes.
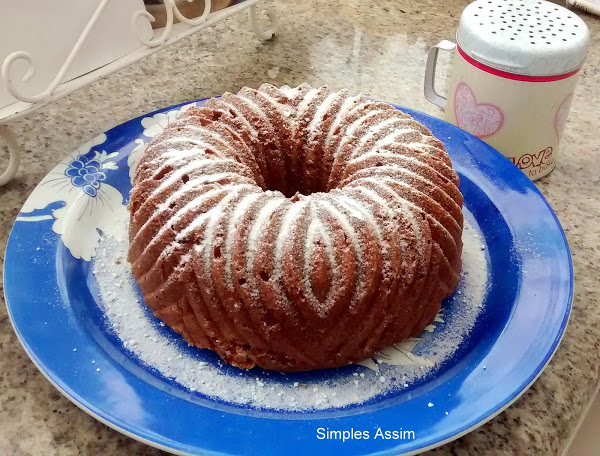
[261,148,331,198]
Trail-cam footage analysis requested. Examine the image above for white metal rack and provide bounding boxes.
[0,0,278,186]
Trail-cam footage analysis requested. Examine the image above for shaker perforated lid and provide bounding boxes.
[457,0,590,76]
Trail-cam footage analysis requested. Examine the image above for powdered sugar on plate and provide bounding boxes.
[92,208,488,411]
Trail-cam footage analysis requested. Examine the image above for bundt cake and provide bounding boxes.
[128,83,463,372]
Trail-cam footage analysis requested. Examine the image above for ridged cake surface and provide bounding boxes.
[128,83,463,371]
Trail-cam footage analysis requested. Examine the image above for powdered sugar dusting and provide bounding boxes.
[92,207,487,411]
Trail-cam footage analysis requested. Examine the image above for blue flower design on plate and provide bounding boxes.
[64,150,107,197]
[17,132,124,261]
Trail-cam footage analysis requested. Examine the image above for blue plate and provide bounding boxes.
[3,99,573,455]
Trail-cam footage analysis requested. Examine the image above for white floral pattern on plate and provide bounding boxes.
[18,133,128,261]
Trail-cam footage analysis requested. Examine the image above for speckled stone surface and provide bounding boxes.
[1,1,599,454]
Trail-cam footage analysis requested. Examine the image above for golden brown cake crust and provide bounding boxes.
[128,83,463,372]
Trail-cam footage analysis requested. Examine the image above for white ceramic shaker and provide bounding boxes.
[425,0,590,180]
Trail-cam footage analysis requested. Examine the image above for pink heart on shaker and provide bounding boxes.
[554,94,573,139]
[454,82,504,139]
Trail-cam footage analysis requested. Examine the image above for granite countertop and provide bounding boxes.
[1,0,599,454]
